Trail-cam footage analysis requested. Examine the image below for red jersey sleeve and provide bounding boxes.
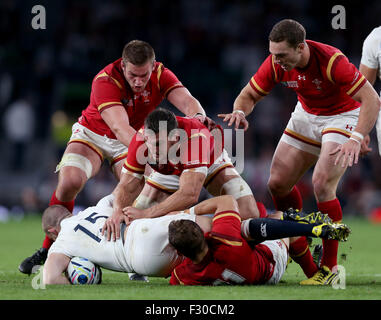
[92,77,124,114]
[169,271,180,285]
[122,131,146,174]
[249,54,279,96]
[330,54,367,97]
[209,210,243,246]
[157,64,184,97]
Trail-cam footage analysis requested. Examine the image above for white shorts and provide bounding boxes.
[146,149,235,193]
[280,102,360,156]
[67,122,128,166]
[262,239,289,285]
[123,212,196,277]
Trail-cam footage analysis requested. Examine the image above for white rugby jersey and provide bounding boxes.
[48,195,131,272]
[361,26,381,81]
[48,195,195,276]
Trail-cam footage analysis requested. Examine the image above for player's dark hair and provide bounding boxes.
[269,19,306,48]
[144,108,178,134]
[41,205,71,234]
[168,220,206,261]
[122,40,155,65]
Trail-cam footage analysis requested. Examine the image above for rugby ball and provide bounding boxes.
[67,257,102,285]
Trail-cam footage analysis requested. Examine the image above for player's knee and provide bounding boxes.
[312,173,334,200]
[267,175,289,196]
[57,167,87,198]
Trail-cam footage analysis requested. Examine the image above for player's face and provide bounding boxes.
[122,61,154,93]
[144,132,178,164]
[269,40,303,71]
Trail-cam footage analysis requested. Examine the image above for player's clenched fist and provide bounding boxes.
[218,110,249,131]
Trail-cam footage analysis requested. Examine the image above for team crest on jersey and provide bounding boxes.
[281,81,298,88]
[312,78,322,90]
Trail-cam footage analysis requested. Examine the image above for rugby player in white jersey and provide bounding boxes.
[360,26,381,156]
[42,194,212,284]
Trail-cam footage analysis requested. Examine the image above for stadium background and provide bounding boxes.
[0,0,380,221]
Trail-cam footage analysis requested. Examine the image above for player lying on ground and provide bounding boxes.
[102,108,264,242]
[219,19,380,284]
[20,39,212,275]
[42,194,349,285]
[169,195,350,286]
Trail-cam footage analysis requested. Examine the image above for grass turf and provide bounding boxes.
[0,215,380,300]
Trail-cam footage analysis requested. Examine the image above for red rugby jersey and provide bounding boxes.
[169,210,275,285]
[78,58,183,139]
[122,116,224,177]
[250,40,367,116]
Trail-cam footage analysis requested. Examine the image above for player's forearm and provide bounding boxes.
[113,174,144,212]
[233,88,257,116]
[193,195,238,216]
[146,188,199,218]
[182,95,206,117]
[112,125,136,147]
[354,94,380,137]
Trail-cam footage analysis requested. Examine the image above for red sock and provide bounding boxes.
[49,190,75,212]
[272,185,303,211]
[289,236,318,278]
[256,201,267,218]
[317,198,342,270]
[42,235,53,250]
[42,191,75,250]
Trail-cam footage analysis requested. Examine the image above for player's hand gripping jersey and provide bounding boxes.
[79,59,183,139]
[250,40,367,116]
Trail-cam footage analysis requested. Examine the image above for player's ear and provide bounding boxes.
[297,42,305,53]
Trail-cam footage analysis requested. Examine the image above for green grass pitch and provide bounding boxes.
[0,215,380,300]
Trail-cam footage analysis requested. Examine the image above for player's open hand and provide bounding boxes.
[330,139,361,168]
[217,111,249,131]
[101,209,129,241]
[123,206,150,222]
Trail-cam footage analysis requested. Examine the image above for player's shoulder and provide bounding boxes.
[92,58,124,88]
[366,26,381,40]
[307,40,343,60]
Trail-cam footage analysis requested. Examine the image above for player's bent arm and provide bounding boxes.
[359,64,378,86]
[145,171,205,218]
[192,195,239,216]
[43,253,71,285]
[167,87,206,118]
[233,83,264,116]
[101,106,136,147]
[113,171,145,214]
[351,81,381,137]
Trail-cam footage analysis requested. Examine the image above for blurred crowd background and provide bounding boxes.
[1,0,381,221]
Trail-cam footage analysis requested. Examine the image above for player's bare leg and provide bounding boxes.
[55,142,103,201]
[206,166,259,220]
[312,141,347,272]
[268,141,317,209]
[267,142,319,278]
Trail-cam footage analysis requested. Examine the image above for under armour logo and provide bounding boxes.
[298,75,306,80]
[345,125,353,131]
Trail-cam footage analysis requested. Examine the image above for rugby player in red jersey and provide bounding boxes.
[219,19,380,284]
[19,40,209,274]
[101,108,263,241]
[168,195,350,286]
